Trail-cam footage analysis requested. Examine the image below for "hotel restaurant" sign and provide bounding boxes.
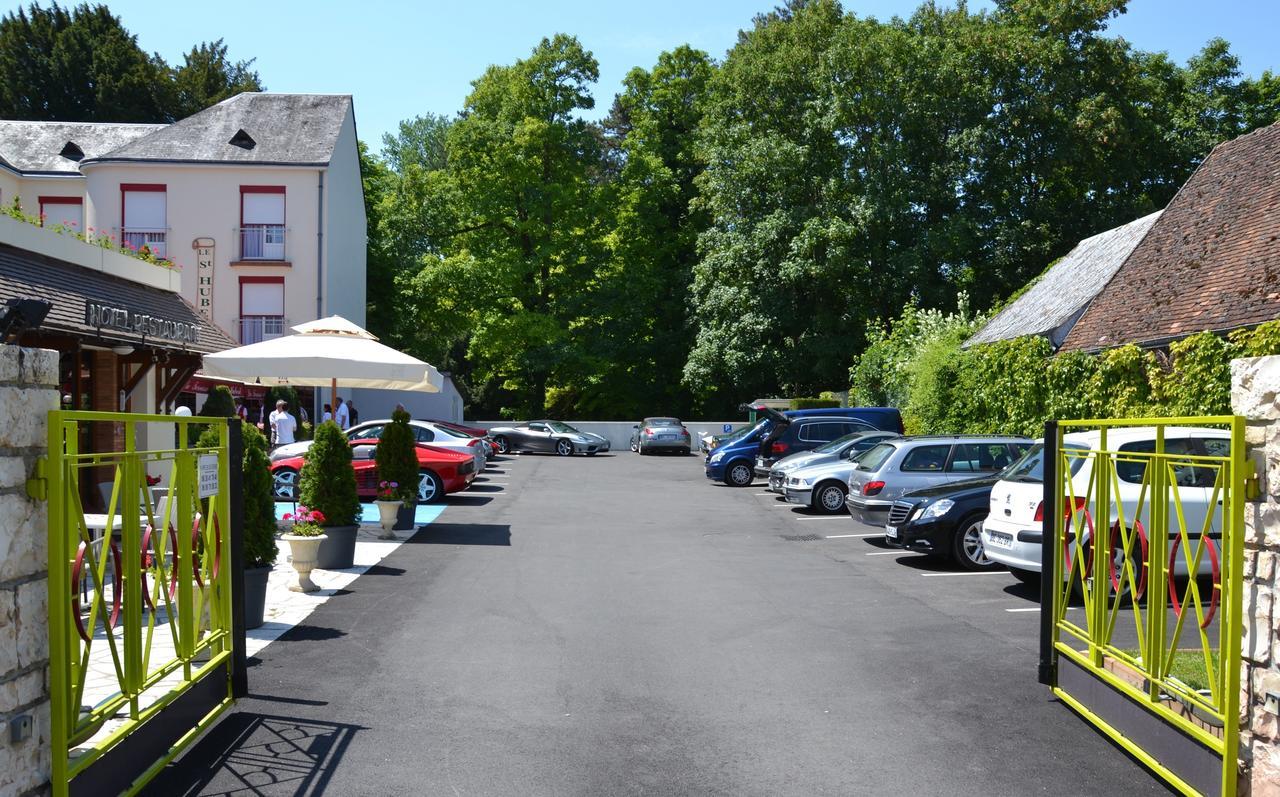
[85,301,200,345]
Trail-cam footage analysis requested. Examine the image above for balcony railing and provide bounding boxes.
[121,228,167,259]
[238,225,287,261]
[237,316,287,345]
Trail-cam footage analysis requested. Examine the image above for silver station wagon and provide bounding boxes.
[845,436,1033,527]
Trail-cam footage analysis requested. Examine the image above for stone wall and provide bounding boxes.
[1232,355,1280,796]
[0,345,59,796]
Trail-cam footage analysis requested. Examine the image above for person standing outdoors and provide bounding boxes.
[269,400,297,447]
[346,401,359,426]
[334,396,350,430]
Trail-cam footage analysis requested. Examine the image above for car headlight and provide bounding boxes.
[919,499,954,520]
[789,476,812,486]
[709,451,724,463]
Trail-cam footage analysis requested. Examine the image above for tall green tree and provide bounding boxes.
[402,34,603,416]
[0,2,164,121]
[584,46,714,417]
[160,38,263,120]
[0,3,262,123]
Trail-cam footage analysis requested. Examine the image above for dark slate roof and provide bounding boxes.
[84,93,352,167]
[1061,121,1280,352]
[0,242,236,354]
[0,121,162,174]
[964,211,1162,348]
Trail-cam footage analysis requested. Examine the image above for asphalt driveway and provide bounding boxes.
[147,452,1168,796]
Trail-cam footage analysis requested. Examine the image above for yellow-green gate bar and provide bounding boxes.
[1039,416,1245,796]
[41,411,239,797]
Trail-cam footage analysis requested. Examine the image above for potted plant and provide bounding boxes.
[280,505,327,592]
[299,420,361,569]
[373,480,408,539]
[375,407,419,532]
[240,423,278,626]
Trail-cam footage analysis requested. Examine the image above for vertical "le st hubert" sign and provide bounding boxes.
[192,237,215,321]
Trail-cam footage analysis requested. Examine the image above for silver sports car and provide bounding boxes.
[488,420,611,456]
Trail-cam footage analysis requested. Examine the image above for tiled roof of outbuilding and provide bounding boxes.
[964,210,1162,348]
[0,121,162,174]
[1060,121,1280,352]
[83,93,352,167]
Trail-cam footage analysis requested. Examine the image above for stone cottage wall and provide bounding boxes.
[0,345,59,796]
[1233,355,1280,796]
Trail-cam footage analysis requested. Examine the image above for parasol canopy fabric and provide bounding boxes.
[199,315,442,392]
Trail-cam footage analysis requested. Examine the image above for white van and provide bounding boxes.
[981,426,1231,586]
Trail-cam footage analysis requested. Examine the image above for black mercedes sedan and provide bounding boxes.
[882,475,1006,571]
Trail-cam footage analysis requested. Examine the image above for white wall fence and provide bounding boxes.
[472,421,751,450]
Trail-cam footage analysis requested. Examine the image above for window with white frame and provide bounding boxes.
[239,279,285,344]
[122,186,166,258]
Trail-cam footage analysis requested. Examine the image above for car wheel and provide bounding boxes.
[556,439,574,456]
[272,467,298,500]
[1009,568,1039,585]
[418,469,444,504]
[630,439,639,452]
[494,436,511,454]
[813,481,847,515]
[724,460,754,487]
[952,515,999,570]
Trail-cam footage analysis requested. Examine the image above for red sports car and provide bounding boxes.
[270,438,476,504]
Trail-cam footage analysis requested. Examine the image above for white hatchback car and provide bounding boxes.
[981,426,1231,585]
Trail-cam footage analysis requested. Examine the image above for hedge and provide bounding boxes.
[851,304,1280,436]
[789,397,841,410]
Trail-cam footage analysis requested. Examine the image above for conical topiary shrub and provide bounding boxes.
[298,420,360,528]
[241,423,277,568]
[375,407,418,505]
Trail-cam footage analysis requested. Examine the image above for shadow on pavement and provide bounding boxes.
[142,712,363,797]
[889,553,962,572]
[1002,580,1041,603]
[446,494,494,507]
[278,625,347,643]
[465,484,506,493]
[407,522,511,546]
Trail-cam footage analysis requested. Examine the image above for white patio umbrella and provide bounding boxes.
[199,315,442,410]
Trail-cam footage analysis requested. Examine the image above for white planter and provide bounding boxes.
[374,500,402,539]
[282,533,327,592]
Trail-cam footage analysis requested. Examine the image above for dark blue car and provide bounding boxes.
[705,404,903,487]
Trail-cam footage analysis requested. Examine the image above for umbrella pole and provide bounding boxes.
[330,378,337,420]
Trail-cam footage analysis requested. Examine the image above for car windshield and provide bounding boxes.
[432,424,467,439]
[1001,443,1088,483]
[645,418,681,427]
[814,432,863,454]
[854,442,897,471]
[547,421,579,434]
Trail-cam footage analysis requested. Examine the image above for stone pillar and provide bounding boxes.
[0,345,59,796]
[1232,355,1280,796]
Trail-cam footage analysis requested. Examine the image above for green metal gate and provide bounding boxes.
[1038,417,1246,796]
[33,411,242,796]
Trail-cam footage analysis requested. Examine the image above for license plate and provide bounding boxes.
[987,531,1014,549]
[885,526,898,539]
[658,434,675,440]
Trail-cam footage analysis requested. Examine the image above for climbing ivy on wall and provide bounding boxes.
[851,310,1280,436]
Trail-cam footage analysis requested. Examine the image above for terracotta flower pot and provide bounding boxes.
[283,534,327,592]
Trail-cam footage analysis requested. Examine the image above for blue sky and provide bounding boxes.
[8,1,1279,150]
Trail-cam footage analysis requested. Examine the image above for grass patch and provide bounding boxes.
[1121,648,1219,693]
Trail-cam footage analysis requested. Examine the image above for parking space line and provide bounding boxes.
[754,492,776,496]
[826,533,880,538]
[795,516,854,521]
[1005,606,1080,613]
[919,571,1009,577]
[865,551,903,556]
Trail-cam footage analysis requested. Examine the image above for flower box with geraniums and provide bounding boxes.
[281,505,326,593]
[299,420,362,570]
[375,408,420,532]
